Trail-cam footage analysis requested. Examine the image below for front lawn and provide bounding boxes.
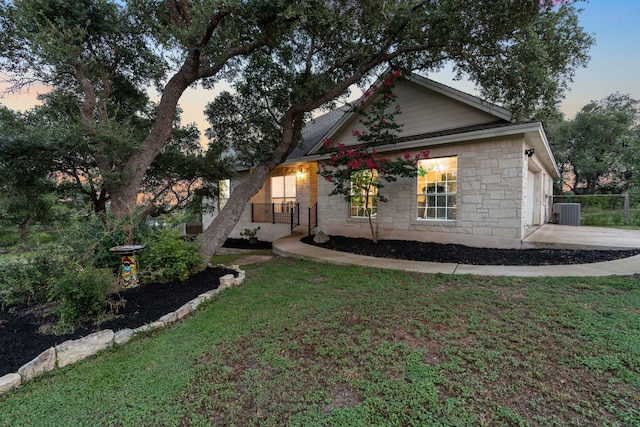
[1,256,639,426]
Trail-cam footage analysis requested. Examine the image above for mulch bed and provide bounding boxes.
[0,238,273,378]
[301,235,640,266]
[0,266,236,377]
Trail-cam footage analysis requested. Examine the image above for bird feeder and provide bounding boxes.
[108,245,146,289]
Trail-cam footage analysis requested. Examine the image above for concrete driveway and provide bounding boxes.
[522,224,640,250]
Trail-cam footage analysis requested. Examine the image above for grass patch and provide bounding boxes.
[1,259,639,426]
[210,249,272,266]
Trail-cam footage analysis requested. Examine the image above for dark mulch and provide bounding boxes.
[222,238,273,250]
[301,235,640,266]
[0,266,236,377]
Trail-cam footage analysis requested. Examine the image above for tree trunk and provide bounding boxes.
[200,163,275,257]
[199,107,307,257]
[19,216,32,251]
[108,72,191,218]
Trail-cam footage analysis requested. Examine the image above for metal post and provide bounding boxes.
[272,203,276,224]
[251,203,254,222]
[624,192,630,221]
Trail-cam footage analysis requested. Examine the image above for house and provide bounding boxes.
[203,73,559,249]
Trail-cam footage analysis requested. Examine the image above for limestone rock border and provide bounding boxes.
[0,265,244,394]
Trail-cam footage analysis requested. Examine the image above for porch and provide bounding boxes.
[249,203,318,236]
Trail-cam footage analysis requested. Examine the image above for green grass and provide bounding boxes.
[1,257,639,426]
[580,208,640,228]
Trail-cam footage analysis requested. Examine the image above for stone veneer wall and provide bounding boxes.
[316,136,553,249]
[0,267,245,394]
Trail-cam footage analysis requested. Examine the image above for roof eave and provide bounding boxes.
[304,122,559,177]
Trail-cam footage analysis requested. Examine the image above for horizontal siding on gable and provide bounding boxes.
[394,81,498,136]
[330,79,500,147]
[332,81,499,145]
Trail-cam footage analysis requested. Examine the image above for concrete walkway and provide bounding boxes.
[273,225,640,277]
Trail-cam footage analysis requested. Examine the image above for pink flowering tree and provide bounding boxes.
[319,70,429,243]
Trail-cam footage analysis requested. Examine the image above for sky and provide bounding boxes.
[1,0,639,134]
[432,0,640,119]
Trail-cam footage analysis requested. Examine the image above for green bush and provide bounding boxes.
[139,230,204,283]
[0,249,68,309]
[49,266,115,325]
[58,216,154,272]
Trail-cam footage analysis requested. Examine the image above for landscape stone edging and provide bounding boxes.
[0,265,244,394]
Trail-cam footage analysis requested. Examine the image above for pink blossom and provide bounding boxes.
[404,151,411,160]
[364,90,371,98]
[415,150,430,160]
[348,158,363,169]
[322,137,331,147]
[392,68,402,77]
[366,158,375,169]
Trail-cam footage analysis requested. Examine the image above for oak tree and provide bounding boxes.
[1,0,593,256]
[549,93,640,194]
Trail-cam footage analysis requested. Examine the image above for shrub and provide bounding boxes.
[0,249,69,309]
[49,266,115,326]
[139,230,204,283]
[58,216,154,273]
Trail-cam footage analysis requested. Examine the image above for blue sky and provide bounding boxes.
[2,1,638,125]
[543,0,640,117]
[565,0,640,116]
[429,0,640,119]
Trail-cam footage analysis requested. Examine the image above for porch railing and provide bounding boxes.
[251,203,300,230]
[308,203,317,235]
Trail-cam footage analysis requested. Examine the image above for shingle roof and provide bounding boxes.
[285,106,349,161]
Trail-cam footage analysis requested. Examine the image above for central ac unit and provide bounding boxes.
[553,203,581,226]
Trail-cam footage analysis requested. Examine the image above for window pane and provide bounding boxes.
[416,156,457,220]
[351,170,378,218]
[219,179,231,199]
[284,174,296,198]
[271,176,284,198]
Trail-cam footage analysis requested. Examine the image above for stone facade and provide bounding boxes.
[316,137,555,249]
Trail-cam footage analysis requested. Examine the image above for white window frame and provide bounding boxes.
[417,156,457,221]
[271,174,297,213]
[350,170,378,218]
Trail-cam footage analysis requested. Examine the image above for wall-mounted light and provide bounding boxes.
[296,169,305,180]
[524,148,535,158]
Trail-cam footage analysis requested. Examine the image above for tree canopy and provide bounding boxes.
[0,0,594,255]
[549,93,640,194]
[0,107,59,247]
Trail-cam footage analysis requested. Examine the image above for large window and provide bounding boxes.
[417,156,457,220]
[271,174,296,212]
[218,179,230,210]
[351,170,378,218]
